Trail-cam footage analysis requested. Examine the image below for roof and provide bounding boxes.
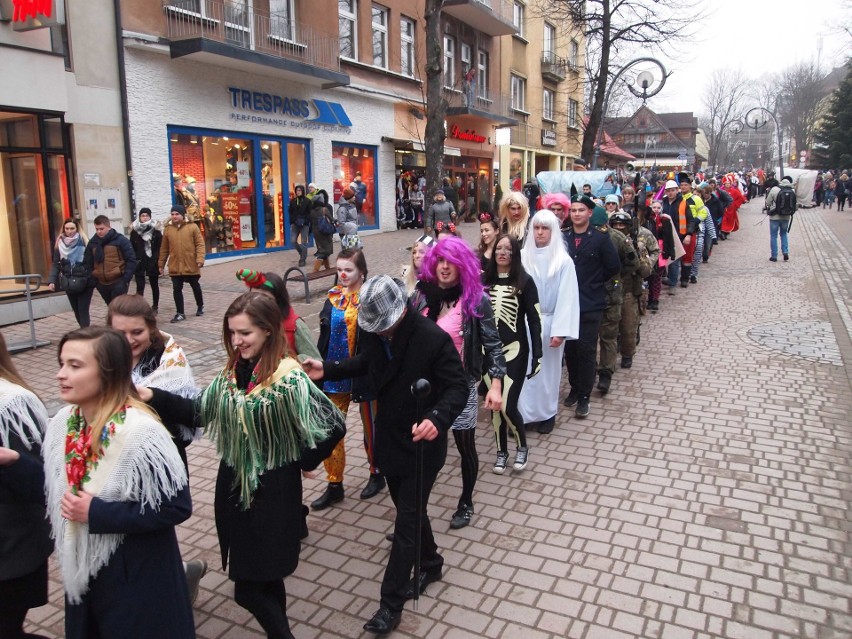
[583,116,635,161]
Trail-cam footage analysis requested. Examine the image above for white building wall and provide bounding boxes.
[123,47,398,238]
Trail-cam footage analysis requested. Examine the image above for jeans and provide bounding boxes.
[95,280,128,306]
[290,223,308,261]
[667,258,681,287]
[769,219,789,258]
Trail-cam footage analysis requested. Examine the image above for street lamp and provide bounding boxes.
[591,58,669,170]
[745,107,784,181]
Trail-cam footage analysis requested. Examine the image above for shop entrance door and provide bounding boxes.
[461,171,478,220]
[0,153,50,282]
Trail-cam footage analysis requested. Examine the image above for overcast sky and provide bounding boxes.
[635,0,849,115]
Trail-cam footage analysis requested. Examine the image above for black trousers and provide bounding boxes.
[233,579,294,639]
[134,270,160,309]
[95,280,128,306]
[171,275,203,315]
[66,287,94,327]
[381,469,443,613]
[564,310,604,399]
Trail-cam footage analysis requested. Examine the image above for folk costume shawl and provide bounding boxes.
[0,377,48,450]
[43,404,187,604]
[201,357,344,510]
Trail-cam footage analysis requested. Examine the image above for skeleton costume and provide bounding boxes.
[485,273,542,457]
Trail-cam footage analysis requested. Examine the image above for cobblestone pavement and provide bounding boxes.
[7,198,852,639]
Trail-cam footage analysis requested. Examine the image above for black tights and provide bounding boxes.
[452,428,478,509]
[233,579,294,639]
[134,271,160,308]
[0,607,49,639]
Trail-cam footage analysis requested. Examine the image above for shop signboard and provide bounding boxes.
[541,130,557,147]
[2,0,65,30]
[220,192,242,250]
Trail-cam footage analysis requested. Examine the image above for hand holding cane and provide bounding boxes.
[410,378,432,610]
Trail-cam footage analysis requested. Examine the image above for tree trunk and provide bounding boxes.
[581,0,611,164]
[424,0,447,204]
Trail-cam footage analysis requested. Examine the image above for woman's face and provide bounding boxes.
[110,314,153,364]
[228,312,268,361]
[412,244,428,271]
[508,201,525,222]
[139,212,151,223]
[534,223,553,248]
[480,222,497,247]
[494,237,513,269]
[336,258,362,290]
[63,222,77,236]
[651,202,663,216]
[57,340,102,410]
[436,257,460,288]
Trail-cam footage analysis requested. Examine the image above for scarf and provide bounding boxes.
[417,280,463,322]
[0,377,48,450]
[90,228,117,264]
[44,404,187,604]
[132,220,158,258]
[201,358,345,509]
[56,233,85,264]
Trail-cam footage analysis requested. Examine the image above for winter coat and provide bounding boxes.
[289,193,312,228]
[425,200,456,229]
[310,190,335,259]
[130,227,163,277]
[335,198,359,236]
[158,220,205,277]
[562,226,622,313]
[83,229,137,286]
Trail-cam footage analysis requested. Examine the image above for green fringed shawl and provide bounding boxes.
[202,358,343,509]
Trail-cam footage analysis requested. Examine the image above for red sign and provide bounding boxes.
[12,0,51,22]
[450,125,486,144]
[220,193,242,250]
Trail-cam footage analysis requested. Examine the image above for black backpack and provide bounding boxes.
[775,186,797,217]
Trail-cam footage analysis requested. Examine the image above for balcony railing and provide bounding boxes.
[541,52,567,83]
[442,86,517,124]
[442,0,517,37]
[163,0,341,73]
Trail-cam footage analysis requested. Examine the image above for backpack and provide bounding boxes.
[317,212,335,235]
[775,186,797,217]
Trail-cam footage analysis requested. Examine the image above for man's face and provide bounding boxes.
[680,182,691,196]
[94,223,110,238]
[665,186,679,201]
[170,211,184,225]
[569,203,592,228]
[582,185,592,195]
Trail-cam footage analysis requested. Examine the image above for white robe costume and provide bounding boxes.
[518,245,580,423]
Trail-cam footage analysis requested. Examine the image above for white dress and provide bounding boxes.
[518,246,580,423]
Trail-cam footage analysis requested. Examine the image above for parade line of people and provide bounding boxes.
[2,170,760,638]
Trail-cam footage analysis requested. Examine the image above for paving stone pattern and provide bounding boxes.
[7,199,852,638]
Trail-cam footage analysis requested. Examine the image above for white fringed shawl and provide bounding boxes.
[43,405,188,604]
[0,378,48,449]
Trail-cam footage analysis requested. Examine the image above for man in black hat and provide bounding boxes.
[302,275,468,634]
[561,195,621,418]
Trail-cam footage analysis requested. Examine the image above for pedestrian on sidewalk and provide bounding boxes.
[764,175,796,262]
[660,179,697,292]
[84,215,137,306]
[288,185,312,267]
[835,173,848,211]
[301,275,468,635]
[47,218,94,327]
[130,208,162,313]
[336,187,361,249]
[158,204,205,323]
[310,189,335,272]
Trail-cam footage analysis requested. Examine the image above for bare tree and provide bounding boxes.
[423,0,447,203]
[701,69,748,171]
[545,0,704,163]
[776,62,827,157]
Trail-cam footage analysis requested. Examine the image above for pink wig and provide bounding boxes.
[539,192,571,212]
[420,235,484,319]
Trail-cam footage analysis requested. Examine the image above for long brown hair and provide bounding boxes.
[57,326,154,456]
[223,291,286,384]
[106,294,165,351]
[0,331,33,393]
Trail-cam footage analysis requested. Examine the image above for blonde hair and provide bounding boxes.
[498,191,530,243]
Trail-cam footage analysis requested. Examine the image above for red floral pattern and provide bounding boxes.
[64,406,125,494]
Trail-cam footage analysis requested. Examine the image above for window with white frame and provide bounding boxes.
[339,0,357,60]
[372,4,388,68]
[569,39,578,68]
[443,35,456,88]
[568,98,578,128]
[461,42,472,72]
[400,16,415,77]
[269,0,294,41]
[543,88,555,121]
[543,22,556,57]
[511,74,526,111]
[477,49,489,97]
[513,2,525,38]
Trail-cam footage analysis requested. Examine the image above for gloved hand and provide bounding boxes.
[527,358,541,379]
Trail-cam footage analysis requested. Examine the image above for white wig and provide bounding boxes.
[521,209,569,280]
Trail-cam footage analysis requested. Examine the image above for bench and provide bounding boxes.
[283,266,337,303]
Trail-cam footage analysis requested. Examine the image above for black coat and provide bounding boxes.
[130,227,163,277]
[323,308,468,477]
[289,194,312,228]
[562,226,622,313]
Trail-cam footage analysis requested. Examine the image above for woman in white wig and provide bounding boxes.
[518,209,580,434]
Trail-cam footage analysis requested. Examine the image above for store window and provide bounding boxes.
[332,144,378,229]
[0,111,74,295]
[169,128,310,255]
[400,17,415,77]
[509,150,524,191]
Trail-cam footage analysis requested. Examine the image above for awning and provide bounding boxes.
[382,137,462,156]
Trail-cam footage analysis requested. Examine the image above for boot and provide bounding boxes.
[360,473,386,500]
[322,258,331,270]
[311,482,343,511]
[312,259,323,273]
[597,371,612,394]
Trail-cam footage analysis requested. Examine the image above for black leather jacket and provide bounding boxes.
[411,290,506,384]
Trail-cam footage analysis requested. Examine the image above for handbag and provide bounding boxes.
[317,213,335,236]
[58,263,89,294]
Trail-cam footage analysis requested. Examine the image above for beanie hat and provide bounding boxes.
[343,187,355,200]
[604,194,620,205]
[781,176,793,183]
[170,204,187,216]
[590,206,608,227]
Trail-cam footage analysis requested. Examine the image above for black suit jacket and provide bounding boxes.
[323,308,468,477]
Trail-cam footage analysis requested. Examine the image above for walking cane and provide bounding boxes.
[410,378,432,611]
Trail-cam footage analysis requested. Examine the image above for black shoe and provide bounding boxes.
[184,559,208,604]
[403,567,443,599]
[769,257,778,262]
[597,372,612,394]
[680,281,688,288]
[298,258,307,267]
[575,398,590,418]
[563,390,579,407]
[360,474,386,500]
[449,504,473,530]
[537,416,555,434]
[170,313,186,323]
[689,276,697,284]
[310,482,344,511]
[364,607,401,634]
[621,356,633,369]
[196,306,204,317]
[385,532,395,542]
[783,253,789,261]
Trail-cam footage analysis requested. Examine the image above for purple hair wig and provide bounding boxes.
[420,235,484,319]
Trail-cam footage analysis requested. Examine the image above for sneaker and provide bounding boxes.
[769,257,778,262]
[563,390,579,407]
[680,281,688,288]
[196,306,204,317]
[513,447,529,471]
[689,276,697,284]
[493,452,509,475]
[783,253,789,261]
[184,559,208,604]
[449,504,473,529]
[575,397,590,418]
[170,313,186,323]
